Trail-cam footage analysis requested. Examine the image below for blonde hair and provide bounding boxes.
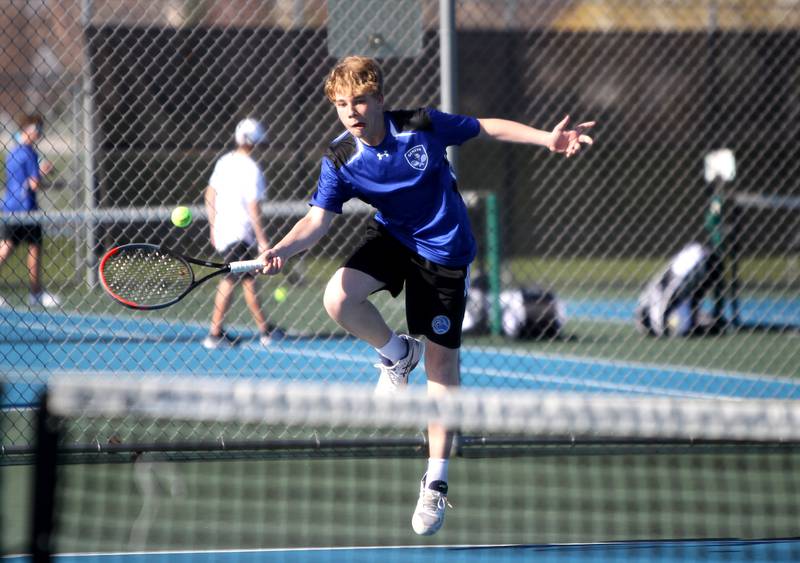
[324,56,383,102]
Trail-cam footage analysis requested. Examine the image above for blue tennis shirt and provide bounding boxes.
[310,108,480,267]
[3,144,40,212]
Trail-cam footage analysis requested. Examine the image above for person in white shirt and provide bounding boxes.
[203,118,282,349]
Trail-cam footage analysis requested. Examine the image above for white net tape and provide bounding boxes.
[49,374,800,442]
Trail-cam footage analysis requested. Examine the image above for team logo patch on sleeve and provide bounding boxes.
[404,145,428,171]
[431,315,451,335]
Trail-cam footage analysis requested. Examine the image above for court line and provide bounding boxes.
[8,306,794,388]
[3,311,798,403]
[4,538,798,562]
[8,308,796,385]
[463,345,800,388]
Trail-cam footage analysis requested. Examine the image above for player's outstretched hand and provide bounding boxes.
[259,248,284,275]
[549,116,595,158]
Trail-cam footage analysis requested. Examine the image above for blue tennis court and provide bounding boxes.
[3,304,800,409]
[566,296,800,326]
[4,539,800,562]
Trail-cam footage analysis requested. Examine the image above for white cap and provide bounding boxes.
[235,118,267,146]
[703,148,736,183]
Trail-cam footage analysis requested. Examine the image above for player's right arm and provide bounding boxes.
[20,151,42,192]
[260,205,335,275]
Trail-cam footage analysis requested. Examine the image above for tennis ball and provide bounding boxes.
[273,287,288,303]
[171,206,192,228]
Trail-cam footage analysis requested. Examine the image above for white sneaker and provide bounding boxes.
[259,327,285,346]
[28,291,60,308]
[374,335,423,395]
[202,332,237,349]
[412,473,450,536]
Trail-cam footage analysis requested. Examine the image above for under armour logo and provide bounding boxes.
[376,151,390,160]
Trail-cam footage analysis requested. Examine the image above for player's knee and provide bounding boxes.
[423,343,460,388]
[323,279,346,321]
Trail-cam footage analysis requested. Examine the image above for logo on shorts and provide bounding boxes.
[404,145,428,171]
[431,315,451,335]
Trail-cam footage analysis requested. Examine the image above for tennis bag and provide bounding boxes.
[635,242,711,337]
[463,279,564,340]
[500,285,565,339]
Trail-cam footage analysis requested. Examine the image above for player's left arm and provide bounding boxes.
[477,116,595,158]
[39,157,53,177]
[204,185,217,249]
[246,199,269,252]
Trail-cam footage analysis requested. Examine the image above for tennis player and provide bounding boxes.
[203,118,282,349]
[0,114,59,309]
[259,56,594,535]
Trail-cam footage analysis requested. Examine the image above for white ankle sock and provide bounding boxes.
[376,333,407,363]
[426,458,449,486]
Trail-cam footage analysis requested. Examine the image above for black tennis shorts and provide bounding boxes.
[0,223,43,245]
[220,241,259,280]
[344,220,469,349]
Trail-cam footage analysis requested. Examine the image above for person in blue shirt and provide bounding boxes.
[260,56,594,535]
[0,114,59,308]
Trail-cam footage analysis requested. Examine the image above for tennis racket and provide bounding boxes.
[99,243,264,310]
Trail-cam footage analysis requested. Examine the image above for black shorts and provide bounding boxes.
[220,241,259,280]
[344,221,469,349]
[0,223,43,245]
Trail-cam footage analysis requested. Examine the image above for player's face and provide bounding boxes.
[23,123,43,143]
[333,90,385,146]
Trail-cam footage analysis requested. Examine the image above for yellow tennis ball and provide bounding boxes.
[273,287,288,303]
[171,206,192,228]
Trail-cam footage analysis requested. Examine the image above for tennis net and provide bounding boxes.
[27,375,800,561]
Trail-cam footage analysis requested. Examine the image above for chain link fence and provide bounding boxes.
[1,1,799,449]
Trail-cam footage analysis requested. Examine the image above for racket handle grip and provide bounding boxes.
[229,259,264,274]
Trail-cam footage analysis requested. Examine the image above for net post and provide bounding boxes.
[485,192,502,336]
[703,149,737,328]
[81,0,99,289]
[705,179,726,323]
[30,391,60,563]
[728,199,742,326]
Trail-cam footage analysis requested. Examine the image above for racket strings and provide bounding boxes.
[102,247,193,307]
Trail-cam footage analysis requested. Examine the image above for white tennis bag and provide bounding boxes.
[635,242,710,337]
[462,283,489,334]
[463,280,565,339]
[500,286,565,339]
